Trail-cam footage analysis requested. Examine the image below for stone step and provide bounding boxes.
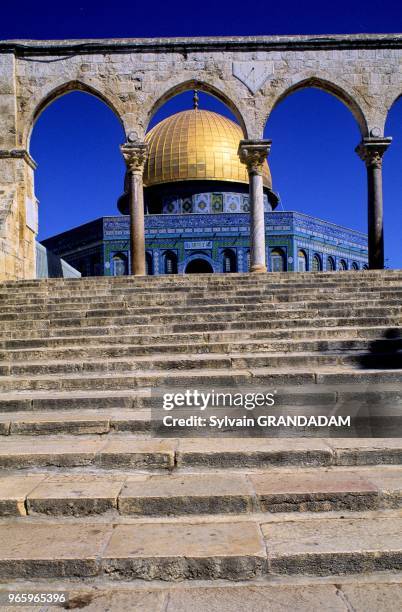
[0,325,391,351]
[0,520,266,580]
[2,285,402,309]
[0,409,150,435]
[1,269,401,288]
[0,337,379,362]
[0,436,401,470]
[1,365,402,392]
[0,316,399,342]
[2,284,402,306]
[264,515,402,576]
[0,436,175,470]
[1,301,402,326]
[1,466,400,517]
[2,272,401,291]
[0,391,144,412]
[4,580,397,612]
[0,515,401,580]
[0,383,400,413]
[2,294,402,317]
[0,350,383,377]
[1,304,400,329]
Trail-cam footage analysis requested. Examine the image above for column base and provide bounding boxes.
[250,264,267,273]
[131,268,146,276]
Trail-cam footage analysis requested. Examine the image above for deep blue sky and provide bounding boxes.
[1,0,402,267]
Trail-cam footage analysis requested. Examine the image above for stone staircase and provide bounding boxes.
[0,271,402,611]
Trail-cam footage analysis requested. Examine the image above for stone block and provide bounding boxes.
[0,523,111,578]
[102,521,267,580]
[262,516,402,575]
[119,473,254,515]
[166,585,345,612]
[251,470,378,512]
[27,475,125,516]
[0,475,45,515]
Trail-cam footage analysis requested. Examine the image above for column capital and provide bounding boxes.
[355,137,392,169]
[120,141,148,173]
[238,139,272,175]
[0,149,37,170]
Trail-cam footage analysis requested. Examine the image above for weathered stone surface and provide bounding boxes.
[65,589,166,612]
[331,439,402,466]
[1,273,402,590]
[0,435,106,466]
[0,475,45,515]
[119,473,254,515]
[262,517,402,575]
[177,438,332,468]
[0,523,111,578]
[166,585,346,611]
[366,467,402,508]
[27,475,125,516]
[0,436,104,468]
[1,409,150,435]
[251,470,379,512]
[340,583,402,612]
[103,522,266,580]
[8,410,111,435]
[99,438,175,469]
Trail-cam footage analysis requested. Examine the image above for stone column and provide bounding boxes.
[238,140,271,273]
[0,149,37,281]
[120,141,148,275]
[356,137,392,270]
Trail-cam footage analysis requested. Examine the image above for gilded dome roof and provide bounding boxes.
[144,109,272,189]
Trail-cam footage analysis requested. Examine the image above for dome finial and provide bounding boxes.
[193,89,199,110]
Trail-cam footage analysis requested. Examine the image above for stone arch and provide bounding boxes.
[327,256,336,271]
[183,252,215,274]
[297,249,309,272]
[222,248,237,273]
[145,79,248,138]
[312,253,323,272]
[112,252,128,277]
[24,80,126,150]
[163,250,178,274]
[185,254,215,274]
[270,247,287,272]
[384,91,402,132]
[265,77,369,138]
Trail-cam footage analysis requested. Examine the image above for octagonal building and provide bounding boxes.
[40,102,368,277]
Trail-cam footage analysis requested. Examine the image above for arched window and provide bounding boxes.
[164,251,178,274]
[327,256,335,271]
[312,254,322,272]
[271,248,286,272]
[112,253,128,276]
[146,252,154,276]
[297,250,308,272]
[222,249,237,273]
[363,264,369,270]
[339,259,347,271]
[351,262,359,270]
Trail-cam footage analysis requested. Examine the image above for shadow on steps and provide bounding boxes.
[358,328,402,369]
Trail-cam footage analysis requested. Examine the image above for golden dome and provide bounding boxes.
[144,109,272,189]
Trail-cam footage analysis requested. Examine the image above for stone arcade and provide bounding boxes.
[0,33,399,280]
[40,100,368,277]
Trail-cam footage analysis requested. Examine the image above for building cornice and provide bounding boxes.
[1,33,402,56]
